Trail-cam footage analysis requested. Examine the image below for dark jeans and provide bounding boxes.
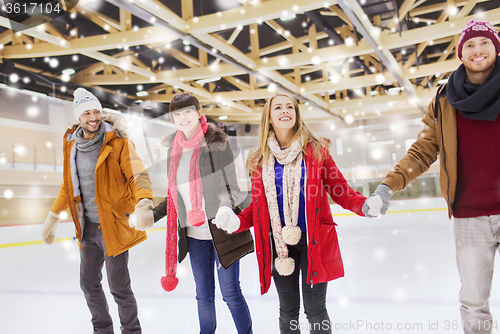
[272,233,331,334]
[188,237,252,334]
[80,223,141,334]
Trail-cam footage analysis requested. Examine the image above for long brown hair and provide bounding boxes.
[246,93,330,173]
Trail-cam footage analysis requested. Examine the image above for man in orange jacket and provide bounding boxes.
[41,88,154,334]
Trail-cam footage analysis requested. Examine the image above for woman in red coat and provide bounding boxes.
[214,93,381,333]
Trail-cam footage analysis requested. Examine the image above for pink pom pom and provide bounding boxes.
[187,209,205,227]
[161,275,179,292]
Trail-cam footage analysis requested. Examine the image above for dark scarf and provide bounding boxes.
[447,56,500,121]
[74,122,106,152]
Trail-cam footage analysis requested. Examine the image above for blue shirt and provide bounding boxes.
[274,158,307,231]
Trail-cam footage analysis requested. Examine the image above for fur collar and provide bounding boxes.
[161,123,228,148]
[71,114,128,139]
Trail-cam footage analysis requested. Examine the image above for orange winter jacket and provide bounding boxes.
[51,115,153,256]
[383,84,458,218]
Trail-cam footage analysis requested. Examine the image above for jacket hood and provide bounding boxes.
[161,123,228,148]
[70,114,128,139]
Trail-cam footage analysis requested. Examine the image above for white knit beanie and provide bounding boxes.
[73,88,102,121]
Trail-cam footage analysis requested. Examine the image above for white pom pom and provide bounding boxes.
[282,225,301,245]
[275,257,295,276]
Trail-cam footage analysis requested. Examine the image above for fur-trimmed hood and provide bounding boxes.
[161,122,228,148]
[70,114,128,139]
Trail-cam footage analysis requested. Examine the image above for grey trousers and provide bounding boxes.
[80,223,141,334]
[454,215,500,334]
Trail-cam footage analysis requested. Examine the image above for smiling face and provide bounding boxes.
[461,36,497,84]
[172,106,201,139]
[79,109,102,140]
[269,95,296,134]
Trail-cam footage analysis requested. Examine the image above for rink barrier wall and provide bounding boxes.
[0,202,448,249]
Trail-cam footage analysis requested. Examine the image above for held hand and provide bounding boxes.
[130,198,154,231]
[213,206,240,234]
[373,184,392,215]
[362,195,383,218]
[42,211,60,244]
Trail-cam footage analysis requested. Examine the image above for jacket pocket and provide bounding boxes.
[110,198,136,246]
[318,222,340,264]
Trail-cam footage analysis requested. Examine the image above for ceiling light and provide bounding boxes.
[62,68,75,75]
[438,79,448,85]
[267,83,277,92]
[387,87,403,95]
[219,115,228,120]
[196,77,221,85]
[369,140,395,147]
[61,74,71,82]
[9,73,19,83]
[370,91,377,96]
[136,91,148,97]
[49,58,59,68]
[280,11,296,21]
[371,150,383,159]
[375,74,385,84]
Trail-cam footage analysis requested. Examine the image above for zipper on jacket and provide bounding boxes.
[254,178,268,291]
[206,142,223,270]
[302,163,313,288]
[309,207,319,288]
[438,99,452,216]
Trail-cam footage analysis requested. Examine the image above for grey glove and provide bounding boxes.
[371,184,392,215]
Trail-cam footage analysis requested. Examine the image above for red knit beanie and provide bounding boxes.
[458,18,500,60]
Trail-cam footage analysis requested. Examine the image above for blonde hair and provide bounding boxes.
[246,93,330,173]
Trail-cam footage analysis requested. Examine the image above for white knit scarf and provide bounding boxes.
[262,132,304,276]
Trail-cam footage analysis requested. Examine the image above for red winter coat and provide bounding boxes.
[237,144,367,295]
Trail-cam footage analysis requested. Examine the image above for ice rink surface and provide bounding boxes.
[2,198,500,334]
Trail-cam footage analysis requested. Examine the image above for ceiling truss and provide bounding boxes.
[0,0,498,124]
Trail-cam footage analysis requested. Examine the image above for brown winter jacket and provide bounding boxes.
[153,123,254,268]
[382,85,458,218]
[51,115,153,256]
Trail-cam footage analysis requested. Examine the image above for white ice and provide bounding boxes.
[2,198,500,333]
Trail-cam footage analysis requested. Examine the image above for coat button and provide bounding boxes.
[126,213,130,217]
[312,272,317,277]
[316,208,321,212]
[313,241,318,245]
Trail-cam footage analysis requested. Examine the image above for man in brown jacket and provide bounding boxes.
[368,19,500,334]
[41,88,154,334]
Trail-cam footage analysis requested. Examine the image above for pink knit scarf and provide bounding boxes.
[161,114,208,292]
